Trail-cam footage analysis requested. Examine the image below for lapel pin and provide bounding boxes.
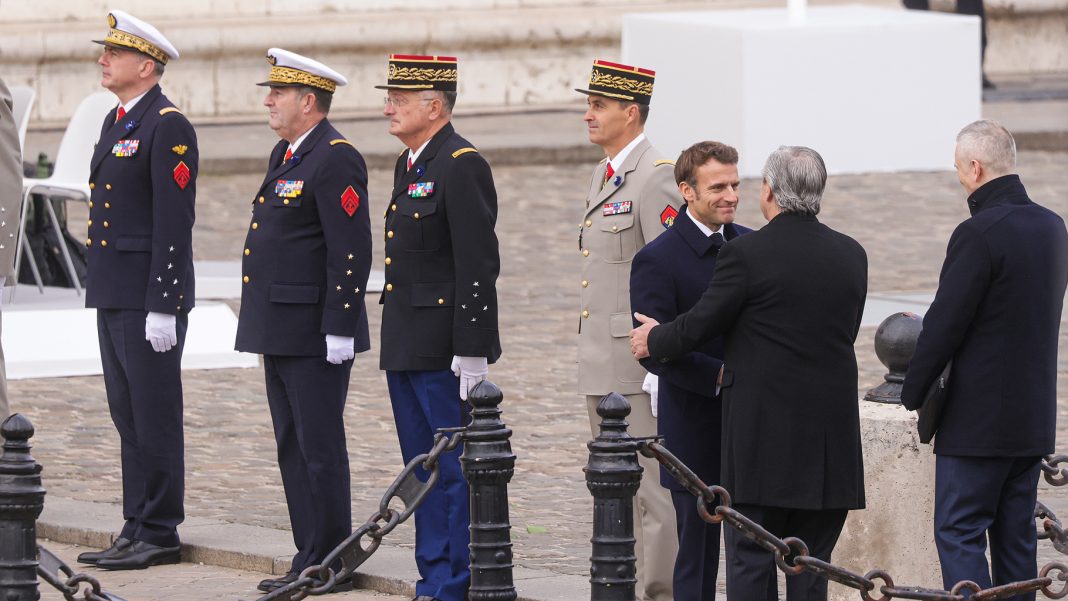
[125,120,137,131]
[613,175,622,186]
[415,165,425,177]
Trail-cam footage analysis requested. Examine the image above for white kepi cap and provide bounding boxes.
[257,48,349,94]
[93,10,179,64]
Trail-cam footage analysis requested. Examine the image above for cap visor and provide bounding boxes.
[575,88,636,102]
[256,81,304,88]
[374,84,437,90]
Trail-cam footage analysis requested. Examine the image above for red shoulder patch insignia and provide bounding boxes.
[341,185,360,217]
[660,205,678,229]
[173,161,190,190]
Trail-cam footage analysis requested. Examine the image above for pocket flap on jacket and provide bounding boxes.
[398,200,438,219]
[114,236,152,252]
[411,282,454,307]
[609,312,633,338]
[268,283,320,304]
[600,214,634,233]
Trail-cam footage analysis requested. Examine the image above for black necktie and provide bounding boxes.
[709,232,725,250]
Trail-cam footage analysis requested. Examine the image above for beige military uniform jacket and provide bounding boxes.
[578,136,682,395]
[0,78,21,280]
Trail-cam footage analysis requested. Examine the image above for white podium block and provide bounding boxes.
[623,6,982,176]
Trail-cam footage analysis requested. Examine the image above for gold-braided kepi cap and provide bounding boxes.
[375,54,458,92]
[257,48,348,94]
[93,10,179,64]
[575,59,655,105]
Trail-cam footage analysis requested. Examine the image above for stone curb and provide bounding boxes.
[38,496,588,601]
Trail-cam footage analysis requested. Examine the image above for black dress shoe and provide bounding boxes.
[257,570,353,594]
[257,571,298,593]
[95,540,181,570]
[76,537,132,565]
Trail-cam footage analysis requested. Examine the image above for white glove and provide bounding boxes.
[451,355,488,401]
[325,335,355,364]
[642,372,659,418]
[145,312,177,353]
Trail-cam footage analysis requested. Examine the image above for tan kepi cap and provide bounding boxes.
[257,48,348,94]
[93,10,179,64]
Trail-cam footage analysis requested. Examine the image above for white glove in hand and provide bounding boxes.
[325,335,355,364]
[145,312,177,353]
[642,372,659,418]
[451,355,488,401]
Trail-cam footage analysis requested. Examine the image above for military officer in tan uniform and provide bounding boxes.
[0,76,21,423]
[575,59,682,601]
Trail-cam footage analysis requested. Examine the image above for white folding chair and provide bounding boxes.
[14,90,116,299]
[10,85,34,152]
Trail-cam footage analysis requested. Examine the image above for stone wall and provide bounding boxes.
[0,0,1063,123]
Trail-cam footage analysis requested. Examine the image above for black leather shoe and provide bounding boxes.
[95,540,181,570]
[257,571,298,593]
[76,537,132,565]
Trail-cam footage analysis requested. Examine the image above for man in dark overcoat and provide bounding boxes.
[902,120,1068,598]
[630,140,750,601]
[631,146,868,601]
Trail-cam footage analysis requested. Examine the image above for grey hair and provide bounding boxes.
[761,146,827,216]
[956,119,1016,175]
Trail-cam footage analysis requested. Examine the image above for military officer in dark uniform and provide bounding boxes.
[235,49,371,594]
[76,10,196,571]
[376,54,501,601]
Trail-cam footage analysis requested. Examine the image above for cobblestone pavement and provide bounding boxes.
[36,540,406,601]
[13,151,1068,583]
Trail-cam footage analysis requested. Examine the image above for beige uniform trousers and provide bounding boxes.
[588,392,678,601]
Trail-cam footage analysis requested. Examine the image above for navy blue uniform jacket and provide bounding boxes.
[86,84,196,314]
[235,119,372,357]
[379,123,501,371]
[630,207,751,489]
[901,174,1068,457]
[647,213,867,510]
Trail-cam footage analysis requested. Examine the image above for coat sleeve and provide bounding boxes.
[146,113,197,313]
[648,241,748,363]
[900,222,991,410]
[445,151,501,359]
[631,247,723,396]
[0,79,21,279]
[315,145,372,339]
[637,163,682,244]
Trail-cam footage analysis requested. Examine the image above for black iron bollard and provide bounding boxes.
[0,414,46,601]
[461,380,517,601]
[585,393,641,601]
[864,312,923,404]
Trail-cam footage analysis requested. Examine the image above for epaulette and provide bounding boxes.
[452,147,478,158]
[159,107,182,116]
[654,159,675,167]
[330,139,355,148]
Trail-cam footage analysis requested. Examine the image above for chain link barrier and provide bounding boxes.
[252,428,466,601]
[641,442,1068,601]
[36,545,127,601]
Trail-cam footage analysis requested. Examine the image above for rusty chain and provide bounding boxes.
[36,545,127,601]
[642,443,1068,601]
[252,427,466,601]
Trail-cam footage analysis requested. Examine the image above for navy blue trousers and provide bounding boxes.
[386,369,470,601]
[724,504,847,601]
[264,355,353,572]
[671,490,721,601]
[935,455,1041,600]
[97,308,186,547]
